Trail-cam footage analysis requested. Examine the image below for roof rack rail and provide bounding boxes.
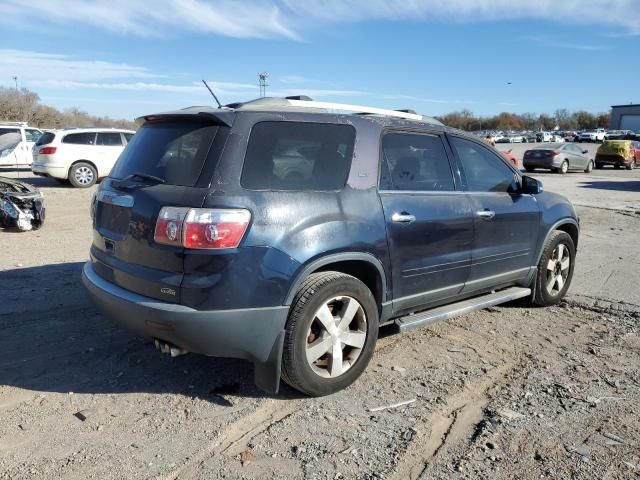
[1,121,28,126]
[285,99,425,121]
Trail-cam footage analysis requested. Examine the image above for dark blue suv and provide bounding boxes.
[82,97,579,396]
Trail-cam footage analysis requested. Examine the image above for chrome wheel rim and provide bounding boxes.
[561,162,568,173]
[546,243,570,295]
[305,296,367,379]
[74,166,94,185]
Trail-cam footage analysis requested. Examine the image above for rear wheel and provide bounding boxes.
[533,231,575,306]
[559,160,569,174]
[626,161,634,170]
[282,272,379,396]
[69,162,97,188]
[584,161,593,173]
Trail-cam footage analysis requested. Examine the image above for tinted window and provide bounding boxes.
[241,122,355,191]
[25,129,41,142]
[380,132,454,191]
[63,132,96,145]
[97,132,123,146]
[110,121,219,187]
[35,132,56,146]
[451,137,518,193]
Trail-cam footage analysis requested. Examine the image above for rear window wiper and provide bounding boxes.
[112,172,165,190]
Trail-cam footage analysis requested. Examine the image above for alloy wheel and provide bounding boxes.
[305,296,367,379]
[74,166,94,185]
[546,243,570,295]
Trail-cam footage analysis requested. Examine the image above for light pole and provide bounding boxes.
[12,76,18,91]
[258,72,269,97]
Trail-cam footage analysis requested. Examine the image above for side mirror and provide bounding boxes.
[582,149,588,154]
[521,175,543,194]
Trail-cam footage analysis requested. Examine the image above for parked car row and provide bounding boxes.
[523,139,640,173]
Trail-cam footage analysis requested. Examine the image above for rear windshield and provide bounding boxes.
[241,121,355,191]
[110,121,219,187]
[35,132,56,146]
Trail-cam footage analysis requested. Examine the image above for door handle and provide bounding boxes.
[391,212,416,223]
[476,209,495,220]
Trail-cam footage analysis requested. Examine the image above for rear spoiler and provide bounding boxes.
[137,107,235,127]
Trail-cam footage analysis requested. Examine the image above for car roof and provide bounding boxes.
[59,128,135,133]
[530,143,564,149]
[139,97,445,130]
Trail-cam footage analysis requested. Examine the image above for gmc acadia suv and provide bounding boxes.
[82,97,579,396]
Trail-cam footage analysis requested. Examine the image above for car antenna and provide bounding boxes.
[202,80,222,109]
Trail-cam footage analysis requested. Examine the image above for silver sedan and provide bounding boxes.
[523,143,594,174]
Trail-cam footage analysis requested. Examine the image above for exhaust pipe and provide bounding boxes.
[154,339,188,357]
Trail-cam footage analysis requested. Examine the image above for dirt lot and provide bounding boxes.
[1,161,639,479]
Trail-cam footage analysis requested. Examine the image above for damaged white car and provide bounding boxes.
[0,177,45,231]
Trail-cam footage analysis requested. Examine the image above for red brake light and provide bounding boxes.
[154,207,251,250]
[154,207,188,246]
[39,146,56,155]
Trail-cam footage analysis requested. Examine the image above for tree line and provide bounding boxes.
[435,108,610,132]
[0,87,137,130]
[1,86,611,133]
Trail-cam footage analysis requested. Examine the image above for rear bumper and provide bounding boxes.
[81,262,288,393]
[32,161,68,179]
[523,157,562,169]
[595,155,631,166]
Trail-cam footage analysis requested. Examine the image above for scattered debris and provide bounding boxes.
[368,399,416,412]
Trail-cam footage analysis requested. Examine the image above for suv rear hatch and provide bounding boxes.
[90,114,231,303]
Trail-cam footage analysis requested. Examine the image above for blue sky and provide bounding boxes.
[1,0,639,120]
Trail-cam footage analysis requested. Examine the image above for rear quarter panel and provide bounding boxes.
[182,112,391,310]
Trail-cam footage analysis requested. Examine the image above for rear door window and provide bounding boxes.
[25,129,41,142]
[241,121,355,191]
[379,132,455,191]
[97,132,123,146]
[63,132,97,145]
[109,121,219,187]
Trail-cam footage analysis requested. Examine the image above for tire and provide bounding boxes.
[626,161,634,170]
[282,272,379,396]
[533,231,576,307]
[595,162,603,169]
[559,160,569,174]
[584,161,593,173]
[69,162,97,188]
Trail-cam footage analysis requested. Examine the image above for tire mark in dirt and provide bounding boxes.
[391,361,518,480]
[159,398,301,480]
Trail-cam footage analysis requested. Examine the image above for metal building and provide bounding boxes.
[610,104,640,131]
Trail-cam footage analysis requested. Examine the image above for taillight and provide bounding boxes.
[39,146,56,155]
[154,207,251,250]
[154,207,189,246]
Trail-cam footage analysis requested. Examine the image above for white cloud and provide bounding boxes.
[0,49,158,84]
[525,36,607,51]
[2,0,638,39]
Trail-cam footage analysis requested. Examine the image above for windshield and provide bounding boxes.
[110,121,220,187]
[0,128,21,150]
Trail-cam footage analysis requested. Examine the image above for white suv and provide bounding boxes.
[32,128,135,188]
[0,122,43,167]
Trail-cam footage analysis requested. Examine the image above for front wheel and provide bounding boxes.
[533,231,575,306]
[282,272,379,396]
[584,161,593,173]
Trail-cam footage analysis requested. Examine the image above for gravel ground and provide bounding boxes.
[1,162,639,479]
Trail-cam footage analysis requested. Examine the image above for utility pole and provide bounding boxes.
[12,76,18,91]
[258,72,269,97]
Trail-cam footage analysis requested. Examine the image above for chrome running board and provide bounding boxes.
[395,287,531,332]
